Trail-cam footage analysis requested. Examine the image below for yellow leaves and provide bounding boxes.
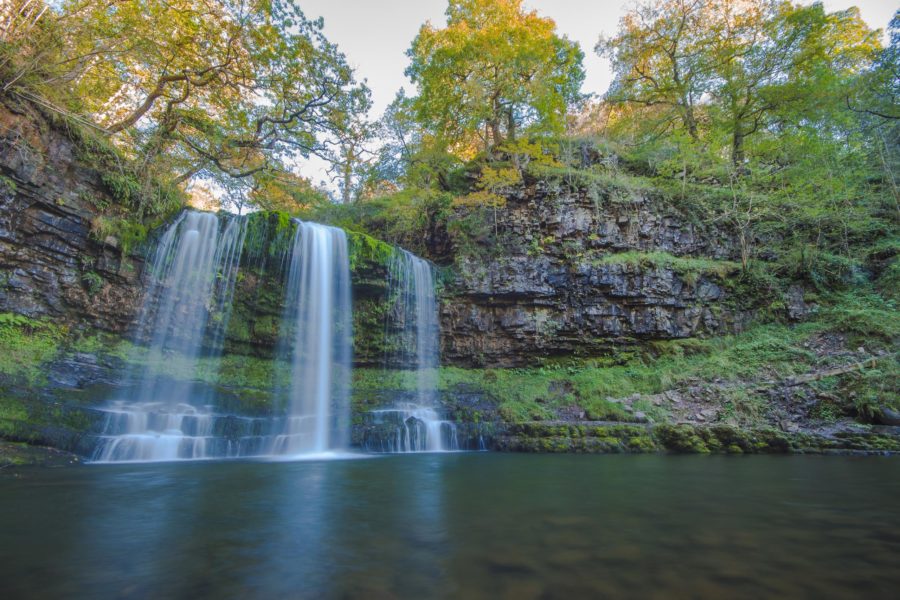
[187,184,222,212]
[500,138,559,167]
[452,189,506,208]
[480,164,521,190]
[447,137,481,161]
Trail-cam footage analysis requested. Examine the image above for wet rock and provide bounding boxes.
[48,352,124,389]
[876,407,900,427]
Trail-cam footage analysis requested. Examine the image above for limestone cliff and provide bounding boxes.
[440,177,747,366]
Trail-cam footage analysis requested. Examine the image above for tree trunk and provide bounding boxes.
[489,93,504,149]
[731,124,745,169]
[683,105,699,141]
[488,119,502,149]
[342,159,352,204]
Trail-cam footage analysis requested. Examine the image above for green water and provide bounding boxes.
[1,454,898,599]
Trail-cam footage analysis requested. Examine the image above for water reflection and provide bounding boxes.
[1,455,899,599]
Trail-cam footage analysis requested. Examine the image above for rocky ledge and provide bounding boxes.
[439,177,753,367]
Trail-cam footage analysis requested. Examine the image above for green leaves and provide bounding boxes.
[406,0,584,155]
[600,0,881,167]
[4,0,370,206]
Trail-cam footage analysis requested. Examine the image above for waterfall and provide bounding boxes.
[91,213,356,463]
[268,221,352,456]
[92,211,247,462]
[370,249,457,453]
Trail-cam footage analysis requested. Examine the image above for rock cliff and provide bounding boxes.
[0,101,145,333]
[440,177,746,366]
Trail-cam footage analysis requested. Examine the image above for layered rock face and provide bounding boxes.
[0,103,144,333]
[441,180,743,366]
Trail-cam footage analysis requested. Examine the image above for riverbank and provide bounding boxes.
[0,440,82,468]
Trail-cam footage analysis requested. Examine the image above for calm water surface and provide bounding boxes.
[1,454,898,599]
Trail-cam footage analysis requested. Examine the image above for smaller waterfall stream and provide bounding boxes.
[369,249,457,453]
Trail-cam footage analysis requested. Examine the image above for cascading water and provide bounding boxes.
[93,213,356,462]
[92,211,247,462]
[269,221,353,456]
[368,249,457,453]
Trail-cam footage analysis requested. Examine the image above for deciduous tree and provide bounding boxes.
[1,0,371,200]
[406,0,584,155]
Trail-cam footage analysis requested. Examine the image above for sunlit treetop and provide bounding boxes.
[3,0,370,200]
[406,0,585,157]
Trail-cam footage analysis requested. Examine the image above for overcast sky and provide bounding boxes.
[294,0,897,187]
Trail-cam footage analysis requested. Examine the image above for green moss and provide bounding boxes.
[593,250,742,281]
[0,394,28,431]
[0,174,16,195]
[500,422,658,453]
[654,424,712,453]
[353,298,393,364]
[876,252,899,302]
[126,351,285,395]
[648,424,809,454]
[89,215,149,255]
[242,211,296,268]
[68,332,132,360]
[817,289,898,346]
[346,229,395,272]
[81,271,104,296]
[0,313,64,385]
[422,320,816,426]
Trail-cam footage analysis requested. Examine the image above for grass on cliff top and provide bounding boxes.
[526,163,656,199]
[346,229,395,271]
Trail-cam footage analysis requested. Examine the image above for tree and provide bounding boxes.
[249,171,329,213]
[706,1,878,167]
[370,90,420,188]
[598,0,707,141]
[330,115,374,204]
[406,0,584,155]
[849,11,900,123]
[846,11,900,208]
[600,0,880,167]
[2,0,370,204]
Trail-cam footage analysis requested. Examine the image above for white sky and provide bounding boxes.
[296,0,898,188]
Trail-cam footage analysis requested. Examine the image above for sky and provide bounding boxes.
[295,0,898,187]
